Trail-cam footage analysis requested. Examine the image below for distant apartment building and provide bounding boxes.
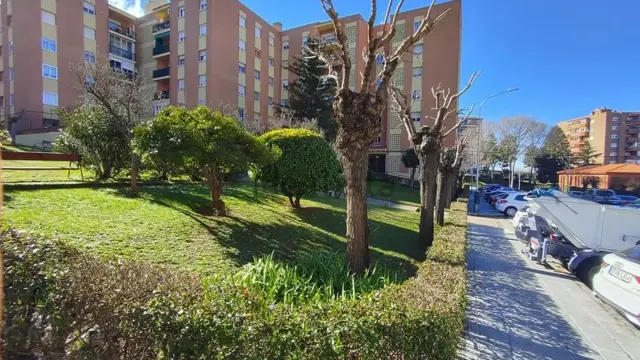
[558,108,640,166]
[1,0,461,178]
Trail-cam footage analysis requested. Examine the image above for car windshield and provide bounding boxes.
[619,245,640,264]
[595,190,615,197]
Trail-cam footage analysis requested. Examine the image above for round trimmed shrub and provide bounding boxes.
[258,128,341,207]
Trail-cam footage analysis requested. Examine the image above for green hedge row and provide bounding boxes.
[2,203,468,359]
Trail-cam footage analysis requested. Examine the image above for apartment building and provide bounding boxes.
[1,0,461,179]
[558,108,640,165]
[0,0,137,141]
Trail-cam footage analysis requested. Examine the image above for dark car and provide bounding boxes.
[593,189,616,204]
[609,195,639,206]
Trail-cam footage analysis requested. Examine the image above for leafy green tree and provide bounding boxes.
[573,140,600,166]
[523,145,541,181]
[55,106,130,179]
[535,126,572,183]
[285,37,337,141]
[482,131,499,177]
[401,148,419,187]
[134,106,272,216]
[257,128,341,208]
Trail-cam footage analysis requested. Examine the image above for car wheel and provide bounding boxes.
[576,256,602,289]
[505,207,517,217]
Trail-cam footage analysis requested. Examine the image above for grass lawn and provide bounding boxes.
[367,180,420,206]
[4,184,423,275]
[2,160,90,183]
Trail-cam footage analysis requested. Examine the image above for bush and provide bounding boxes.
[2,203,468,359]
[0,128,10,145]
[257,128,341,208]
[55,106,130,179]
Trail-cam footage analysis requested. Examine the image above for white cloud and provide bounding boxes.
[109,0,145,17]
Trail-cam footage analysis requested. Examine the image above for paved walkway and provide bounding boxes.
[460,216,640,360]
[367,197,418,212]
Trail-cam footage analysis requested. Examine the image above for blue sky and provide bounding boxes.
[116,0,640,126]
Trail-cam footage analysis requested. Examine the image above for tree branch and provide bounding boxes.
[443,103,475,138]
[320,0,351,91]
[389,86,417,144]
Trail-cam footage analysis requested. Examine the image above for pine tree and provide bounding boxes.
[285,38,337,142]
[535,126,572,183]
[482,131,499,177]
[573,140,600,166]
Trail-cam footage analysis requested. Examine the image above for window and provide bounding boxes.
[9,94,14,106]
[178,31,185,42]
[611,143,618,148]
[414,20,421,32]
[411,112,421,122]
[269,57,274,66]
[268,76,274,86]
[612,125,619,130]
[611,134,619,139]
[268,97,273,105]
[42,64,58,79]
[238,62,246,73]
[412,89,422,100]
[178,55,185,66]
[238,108,245,119]
[200,24,207,36]
[376,54,384,64]
[199,50,207,61]
[83,2,95,15]
[239,16,246,28]
[282,80,289,89]
[254,70,261,79]
[84,26,95,40]
[302,36,309,45]
[283,41,289,50]
[609,160,616,164]
[413,44,423,54]
[199,75,207,87]
[178,79,185,90]
[282,60,289,68]
[255,49,261,59]
[609,152,617,157]
[269,37,274,47]
[238,85,246,96]
[178,6,185,18]
[412,67,423,77]
[255,27,261,38]
[42,37,57,52]
[8,68,13,81]
[200,0,208,10]
[42,92,58,106]
[239,40,246,51]
[281,99,289,107]
[374,136,382,145]
[612,116,620,122]
[198,99,206,105]
[255,92,260,101]
[41,10,55,25]
[84,51,96,63]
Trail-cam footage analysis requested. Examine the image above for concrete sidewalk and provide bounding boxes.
[460,216,640,360]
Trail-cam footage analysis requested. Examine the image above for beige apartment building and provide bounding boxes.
[1,0,461,178]
[558,108,640,166]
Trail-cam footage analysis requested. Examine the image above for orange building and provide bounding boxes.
[558,163,640,191]
[1,0,461,178]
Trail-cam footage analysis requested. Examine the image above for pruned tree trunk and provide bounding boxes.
[287,195,296,207]
[294,194,302,208]
[131,153,139,196]
[206,168,226,216]
[417,142,439,249]
[435,170,450,226]
[410,167,416,188]
[342,145,371,274]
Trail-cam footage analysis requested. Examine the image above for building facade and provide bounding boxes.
[558,108,640,166]
[1,0,461,178]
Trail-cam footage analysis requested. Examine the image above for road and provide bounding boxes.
[460,216,640,360]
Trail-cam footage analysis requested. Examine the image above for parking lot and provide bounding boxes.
[460,215,640,360]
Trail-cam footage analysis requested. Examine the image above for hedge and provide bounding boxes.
[2,203,468,359]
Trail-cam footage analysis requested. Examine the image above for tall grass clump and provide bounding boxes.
[235,252,407,305]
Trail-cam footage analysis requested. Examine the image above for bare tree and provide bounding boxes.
[71,57,150,194]
[316,0,460,272]
[390,75,477,249]
[498,116,547,188]
[435,136,466,226]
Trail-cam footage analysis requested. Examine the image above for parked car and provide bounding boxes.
[625,199,640,209]
[496,192,529,217]
[583,189,616,203]
[608,195,639,206]
[489,192,511,206]
[593,245,640,328]
[582,189,596,200]
[485,187,515,201]
[569,191,584,198]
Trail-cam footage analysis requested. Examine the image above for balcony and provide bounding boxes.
[153,44,170,57]
[315,21,333,32]
[153,20,171,34]
[109,45,135,61]
[153,91,170,101]
[153,67,170,80]
[108,22,136,41]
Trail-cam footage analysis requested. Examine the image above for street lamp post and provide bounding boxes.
[474,88,519,212]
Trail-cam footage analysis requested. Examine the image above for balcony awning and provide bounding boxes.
[154,31,170,40]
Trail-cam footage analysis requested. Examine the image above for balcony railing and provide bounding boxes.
[153,91,170,100]
[152,20,171,33]
[153,44,170,56]
[109,45,135,61]
[108,22,136,40]
[153,67,170,79]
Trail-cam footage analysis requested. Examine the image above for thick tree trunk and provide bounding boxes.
[436,171,451,226]
[131,153,139,196]
[410,168,416,188]
[342,147,370,274]
[206,169,226,216]
[294,194,302,208]
[287,195,296,207]
[418,150,439,250]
